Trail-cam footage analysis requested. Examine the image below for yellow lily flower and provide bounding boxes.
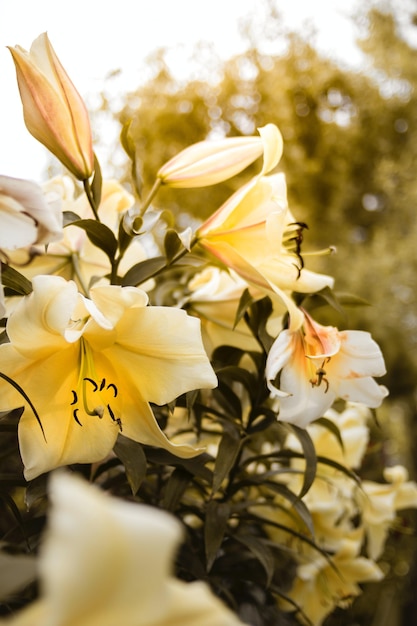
[0,472,245,626]
[196,173,333,330]
[358,465,417,560]
[286,530,383,626]
[0,275,217,480]
[8,33,94,180]
[157,123,282,187]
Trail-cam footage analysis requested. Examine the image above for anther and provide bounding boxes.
[73,408,82,426]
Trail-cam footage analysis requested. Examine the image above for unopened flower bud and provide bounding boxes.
[8,33,94,180]
[157,123,283,188]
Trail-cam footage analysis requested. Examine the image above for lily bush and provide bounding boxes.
[0,33,416,626]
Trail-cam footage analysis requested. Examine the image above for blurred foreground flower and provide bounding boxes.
[8,33,94,180]
[0,275,217,479]
[0,472,245,626]
[266,309,388,426]
[157,123,282,187]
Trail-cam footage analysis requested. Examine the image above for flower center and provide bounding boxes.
[70,338,122,430]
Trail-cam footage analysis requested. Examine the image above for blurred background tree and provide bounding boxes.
[91,1,417,623]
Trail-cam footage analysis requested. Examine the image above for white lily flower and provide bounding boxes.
[266,309,388,427]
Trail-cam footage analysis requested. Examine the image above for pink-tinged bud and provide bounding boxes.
[157,123,283,188]
[8,33,94,181]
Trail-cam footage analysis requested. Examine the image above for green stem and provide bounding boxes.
[138,178,162,218]
[140,236,199,284]
[83,179,100,221]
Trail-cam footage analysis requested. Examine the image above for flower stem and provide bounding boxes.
[83,179,100,221]
[138,178,162,218]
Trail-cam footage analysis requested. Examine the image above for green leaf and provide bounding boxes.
[71,219,118,261]
[212,426,241,493]
[114,435,147,495]
[234,288,254,328]
[121,256,167,286]
[144,447,213,482]
[233,534,275,586]
[335,291,371,307]
[117,217,134,256]
[285,424,317,498]
[164,229,182,262]
[204,500,231,571]
[262,481,315,537]
[316,455,361,485]
[162,467,192,512]
[217,365,257,397]
[213,381,242,421]
[91,153,103,209]
[313,416,345,452]
[1,263,32,296]
[244,296,274,352]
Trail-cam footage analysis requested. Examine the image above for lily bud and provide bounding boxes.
[8,33,94,180]
[157,123,283,188]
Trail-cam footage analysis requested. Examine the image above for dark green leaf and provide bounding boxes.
[121,256,167,286]
[262,481,314,537]
[117,217,134,256]
[212,381,242,421]
[204,500,231,571]
[71,219,118,261]
[217,365,257,396]
[303,286,347,318]
[285,424,317,498]
[244,296,274,352]
[212,427,241,493]
[316,455,361,485]
[162,468,192,512]
[1,263,32,296]
[114,435,147,495]
[233,534,275,586]
[234,288,254,328]
[314,417,345,452]
[335,291,371,307]
[91,153,103,209]
[164,229,182,262]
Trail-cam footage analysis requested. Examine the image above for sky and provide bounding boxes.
[0,0,362,181]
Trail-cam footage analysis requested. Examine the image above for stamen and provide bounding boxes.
[70,339,120,427]
[107,383,118,397]
[108,404,123,431]
[84,377,98,392]
[73,408,82,426]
